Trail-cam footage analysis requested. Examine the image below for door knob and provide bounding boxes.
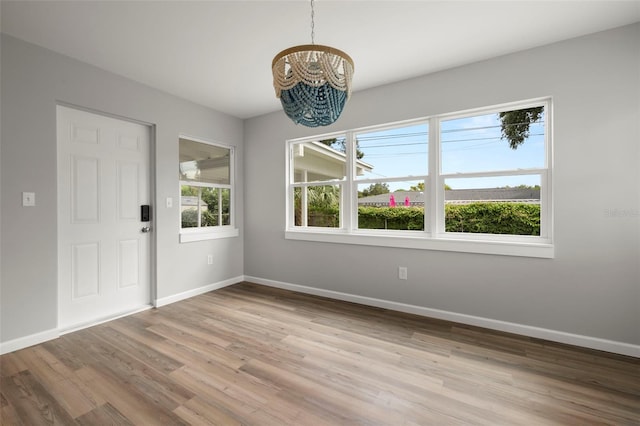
[141,226,151,233]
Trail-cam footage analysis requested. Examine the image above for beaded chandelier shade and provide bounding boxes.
[272,0,354,127]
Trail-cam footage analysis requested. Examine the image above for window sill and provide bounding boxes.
[285,229,554,258]
[180,227,239,243]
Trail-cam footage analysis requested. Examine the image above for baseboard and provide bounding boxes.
[0,328,59,355]
[154,275,244,308]
[245,275,640,358]
[59,305,154,335]
[4,276,636,358]
[1,276,245,355]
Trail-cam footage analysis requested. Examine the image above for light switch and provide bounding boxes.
[22,192,36,207]
[166,197,173,208]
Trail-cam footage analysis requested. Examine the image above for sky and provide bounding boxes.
[356,110,545,191]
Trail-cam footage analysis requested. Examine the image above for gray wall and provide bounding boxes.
[2,24,638,350]
[244,24,640,346]
[1,34,244,343]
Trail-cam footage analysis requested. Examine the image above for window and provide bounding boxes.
[286,99,553,257]
[355,123,429,231]
[179,136,238,242]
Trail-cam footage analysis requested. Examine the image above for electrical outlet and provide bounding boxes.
[207,254,213,265]
[398,266,408,280]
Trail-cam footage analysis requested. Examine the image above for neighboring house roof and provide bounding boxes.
[446,188,540,202]
[359,191,424,206]
[358,188,540,206]
[292,141,373,182]
[181,196,207,207]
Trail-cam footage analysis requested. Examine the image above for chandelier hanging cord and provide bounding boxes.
[310,0,315,44]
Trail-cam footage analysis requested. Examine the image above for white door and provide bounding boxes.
[57,105,151,331]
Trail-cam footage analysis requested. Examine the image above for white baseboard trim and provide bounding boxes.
[59,305,154,336]
[1,276,245,355]
[4,276,636,358]
[154,275,244,308]
[0,328,59,355]
[245,275,640,358]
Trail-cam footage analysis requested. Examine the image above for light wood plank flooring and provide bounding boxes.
[1,282,639,425]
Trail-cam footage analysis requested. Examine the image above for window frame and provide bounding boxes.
[179,135,238,243]
[285,98,553,258]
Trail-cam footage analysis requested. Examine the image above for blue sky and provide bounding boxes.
[356,111,545,191]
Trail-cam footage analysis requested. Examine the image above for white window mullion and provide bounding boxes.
[429,117,440,235]
[302,198,308,228]
[440,169,545,180]
[301,175,308,227]
[229,188,234,228]
[229,147,235,228]
[197,187,203,227]
[217,188,222,226]
[341,131,354,231]
[543,156,553,240]
[286,145,295,229]
[543,99,553,241]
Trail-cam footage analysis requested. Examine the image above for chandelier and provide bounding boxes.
[272,0,354,127]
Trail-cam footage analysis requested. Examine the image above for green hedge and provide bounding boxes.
[444,203,540,235]
[307,211,339,227]
[181,209,219,227]
[357,206,425,230]
[307,203,540,235]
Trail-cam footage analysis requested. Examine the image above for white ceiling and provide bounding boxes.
[2,1,639,119]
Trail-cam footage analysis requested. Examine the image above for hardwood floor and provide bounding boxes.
[1,281,639,425]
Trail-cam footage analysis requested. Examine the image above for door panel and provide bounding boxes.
[57,106,151,331]
[72,156,100,223]
[118,162,140,220]
[118,239,140,288]
[72,242,100,299]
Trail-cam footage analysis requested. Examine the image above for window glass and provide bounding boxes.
[444,175,541,236]
[180,185,199,228]
[292,139,347,183]
[294,185,341,228]
[357,180,425,231]
[201,187,219,227]
[221,188,231,226]
[179,137,234,235]
[441,107,544,175]
[356,123,428,180]
[179,138,230,185]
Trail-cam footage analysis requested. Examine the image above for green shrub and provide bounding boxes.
[307,206,339,227]
[202,210,218,227]
[358,206,424,230]
[355,203,540,235]
[445,203,540,235]
[303,203,540,235]
[181,209,219,227]
[181,209,198,227]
